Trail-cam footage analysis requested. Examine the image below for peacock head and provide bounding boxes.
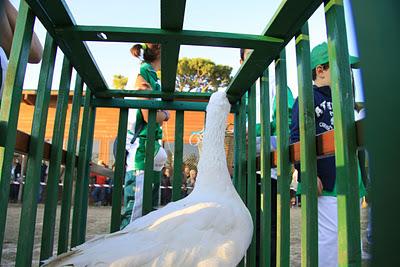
[206,91,231,116]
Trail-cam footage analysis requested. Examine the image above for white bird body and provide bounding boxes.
[44,91,253,267]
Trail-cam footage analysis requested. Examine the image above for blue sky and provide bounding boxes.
[11,0,363,103]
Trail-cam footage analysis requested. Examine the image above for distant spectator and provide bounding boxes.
[10,158,21,202]
[38,161,47,203]
[161,167,172,205]
[91,160,108,206]
[186,169,197,195]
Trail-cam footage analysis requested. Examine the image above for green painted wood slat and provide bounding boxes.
[142,109,157,215]
[351,1,399,266]
[325,1,361,266]
[14,33,57,266]
[40,55,73,261]
[71,90,93,247]
[246,84,257,267]
[110,108,128,233]
[275,50,291,267]
[0,0,36,263]
[57,74,84,254]
[172,110,184,201]
[259,69,271,267]
[295,24,319,267]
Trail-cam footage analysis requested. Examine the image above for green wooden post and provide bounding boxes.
[259,69,271,267]
[14,33,57,266]
[40,56,73,261]
[325,1,361,266]
[233,112,240,190]
[71,90,93,247]
[0,1,36,261]
[295,24,318,267]
[275,50,290,267]
[79,103,96,244]
[110,108,128,233]
[237,96,247,203]
[172,110,184,201]
[57,74,84,254]
[246,83,257,267]
[143,109,157,215]
[351,1,400,266]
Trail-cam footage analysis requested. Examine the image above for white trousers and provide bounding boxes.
[318,196,362,267]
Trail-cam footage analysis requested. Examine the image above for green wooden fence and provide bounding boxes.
[0,0,397,266]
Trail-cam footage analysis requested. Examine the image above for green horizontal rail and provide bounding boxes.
[24,0,108,92]
[91,98,239,113]
[160,0,186,93]
[226,0,322,102]
[56,26,283,50]
[96,90,212,100]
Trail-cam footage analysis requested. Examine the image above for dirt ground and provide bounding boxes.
[2,204,368,266]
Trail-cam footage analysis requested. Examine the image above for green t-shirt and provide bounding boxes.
[134,62,163,170]
[256,87,295,137]
[296,164,366,197]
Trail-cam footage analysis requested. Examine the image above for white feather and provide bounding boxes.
[43,91,253,267]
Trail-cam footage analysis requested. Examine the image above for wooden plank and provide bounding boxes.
[110,108,128,233]
[351,1,399,265]
[160,0,186,93]
[0,1,36,263]
[325,0,361,265]
[15,33,57,266]
[57,74,84,254]
[143,110,157,215]
[57,26,282,50]
[226,0,323,102]
[40,56,73,261]
[275,50,290,267]
[246,84,257,267]
[259,69,271,267]
[172,111,184,201]
[295,24,318,267]
[24,0,108,92]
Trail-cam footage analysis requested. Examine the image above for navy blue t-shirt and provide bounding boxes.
[290,85,336,191]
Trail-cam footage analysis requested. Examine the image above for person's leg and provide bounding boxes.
[318,196,338,267]
[120,170,136,229]
[131,170,145,222]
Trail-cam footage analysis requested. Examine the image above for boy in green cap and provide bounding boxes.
[290,42,364,267]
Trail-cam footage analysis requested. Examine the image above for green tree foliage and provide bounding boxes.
[176,57,232,92]
[112,74,128,89]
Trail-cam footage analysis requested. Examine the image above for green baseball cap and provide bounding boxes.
[311,42,359,70]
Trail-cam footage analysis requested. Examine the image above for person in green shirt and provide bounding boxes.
[120,43,170,229]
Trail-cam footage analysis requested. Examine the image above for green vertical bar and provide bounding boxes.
[172,110,184,201]
[233,112,240,190]
[325,1,361,266]
[71,90,92,247]
[246,83,257,267]
[0,1,35,261]
[295,24,319,267]
[143,109,157,215]
[14,33,57,267]
[57,74,83,254]
[79,103,96,244]
[259,69,271,267]
[275,50,290,267]
[238,96,247,203]
[40,56,73,261]
[110,108,128,233]
[351,1,399,266]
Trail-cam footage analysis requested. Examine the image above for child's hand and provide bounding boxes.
[317,177,323,195]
